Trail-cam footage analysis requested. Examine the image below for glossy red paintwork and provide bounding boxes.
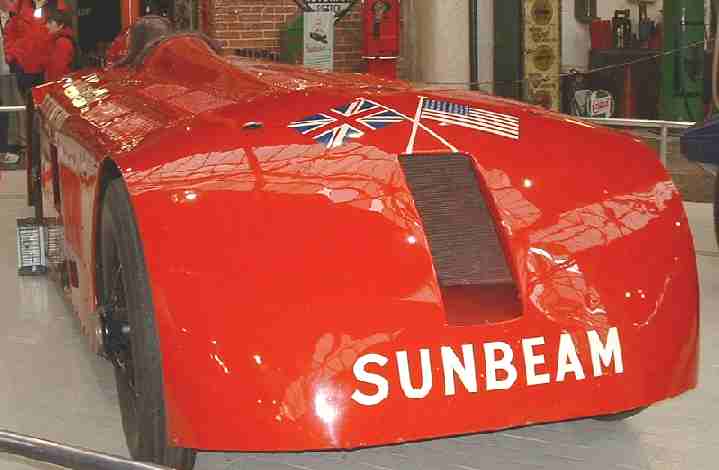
[34,36,699,451]
[105,28,130,67]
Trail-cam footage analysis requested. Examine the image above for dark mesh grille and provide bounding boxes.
[400,154,513,286]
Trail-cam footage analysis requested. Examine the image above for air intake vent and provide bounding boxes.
[399,154,521,325]
[400,154,513,286]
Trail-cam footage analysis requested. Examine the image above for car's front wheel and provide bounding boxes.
[98,178,196,470]
[714,172,718,247]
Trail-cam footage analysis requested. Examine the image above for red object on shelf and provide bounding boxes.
[591,20,613,50]
[366,58,397,79]
[649,23,663,50]
[363,0,400,79]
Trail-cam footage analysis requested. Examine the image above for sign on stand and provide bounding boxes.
[305,0,352,14]
[303,11,334,71]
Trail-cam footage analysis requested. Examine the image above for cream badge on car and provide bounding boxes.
[64,86,80,99]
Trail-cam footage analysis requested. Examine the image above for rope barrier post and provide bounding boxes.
[0,429,172,470]
[660,124,669,166]
[0,106,27,113]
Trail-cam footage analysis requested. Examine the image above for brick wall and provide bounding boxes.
[209,0,364,73]
[333,4,363,72]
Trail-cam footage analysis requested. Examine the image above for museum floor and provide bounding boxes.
[1,168,717,470]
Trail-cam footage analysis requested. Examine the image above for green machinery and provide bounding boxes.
[661,0,705,121]
[493,1,523,100]
[281,15,304,65]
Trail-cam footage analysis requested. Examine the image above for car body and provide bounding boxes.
[29,33,699,453]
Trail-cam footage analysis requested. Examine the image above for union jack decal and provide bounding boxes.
[289,98,404,148]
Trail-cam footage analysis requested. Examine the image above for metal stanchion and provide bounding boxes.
[0,430,172,470]
[660,124,669,166]
[0,106,26,113]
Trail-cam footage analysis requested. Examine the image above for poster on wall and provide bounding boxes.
[305,0,352,14]
[304,11,335,71]
[523,0,561,111]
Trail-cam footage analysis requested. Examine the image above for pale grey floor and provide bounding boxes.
[1,170,717,470]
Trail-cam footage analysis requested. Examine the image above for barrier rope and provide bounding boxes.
[421,39,711,90]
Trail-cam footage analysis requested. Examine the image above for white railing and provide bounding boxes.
[580,117,696,166]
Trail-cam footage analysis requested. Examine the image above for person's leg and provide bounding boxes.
[16,70,30,98]
[0,119,21,163]
[2,73,22,153]
[13,68,42,150]
[0,95,10,153]
[0,72,22,146]
[0,75,21,164]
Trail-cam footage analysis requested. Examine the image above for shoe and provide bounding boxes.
[0,152,21,165]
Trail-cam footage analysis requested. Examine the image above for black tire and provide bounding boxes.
[593,407,646,422]
[714,172,718,247]
[28,106,43,217]
[99,178,196,470]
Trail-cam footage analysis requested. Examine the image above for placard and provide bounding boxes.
[305,0,352,14]
[304,11,334,71]
[523,0,561,111]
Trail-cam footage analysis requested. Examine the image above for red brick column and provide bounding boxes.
[207,0,364,73]
[199,0,214,37]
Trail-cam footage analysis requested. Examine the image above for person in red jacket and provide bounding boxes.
[3,0,33,68]
[43,7,72,81]
[2,0,65,156]
[4,0,66,93]
[0,0,20,164]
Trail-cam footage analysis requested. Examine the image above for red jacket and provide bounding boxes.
[4,1,50,73]
[44,26,73,81]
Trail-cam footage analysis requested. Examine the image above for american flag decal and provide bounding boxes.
[422,99,520,140]
[288,98,404,148]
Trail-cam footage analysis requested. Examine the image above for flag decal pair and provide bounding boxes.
[288,97,520,149]
[288,98,404,149]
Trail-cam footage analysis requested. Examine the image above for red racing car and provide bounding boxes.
[26,29,699,470]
